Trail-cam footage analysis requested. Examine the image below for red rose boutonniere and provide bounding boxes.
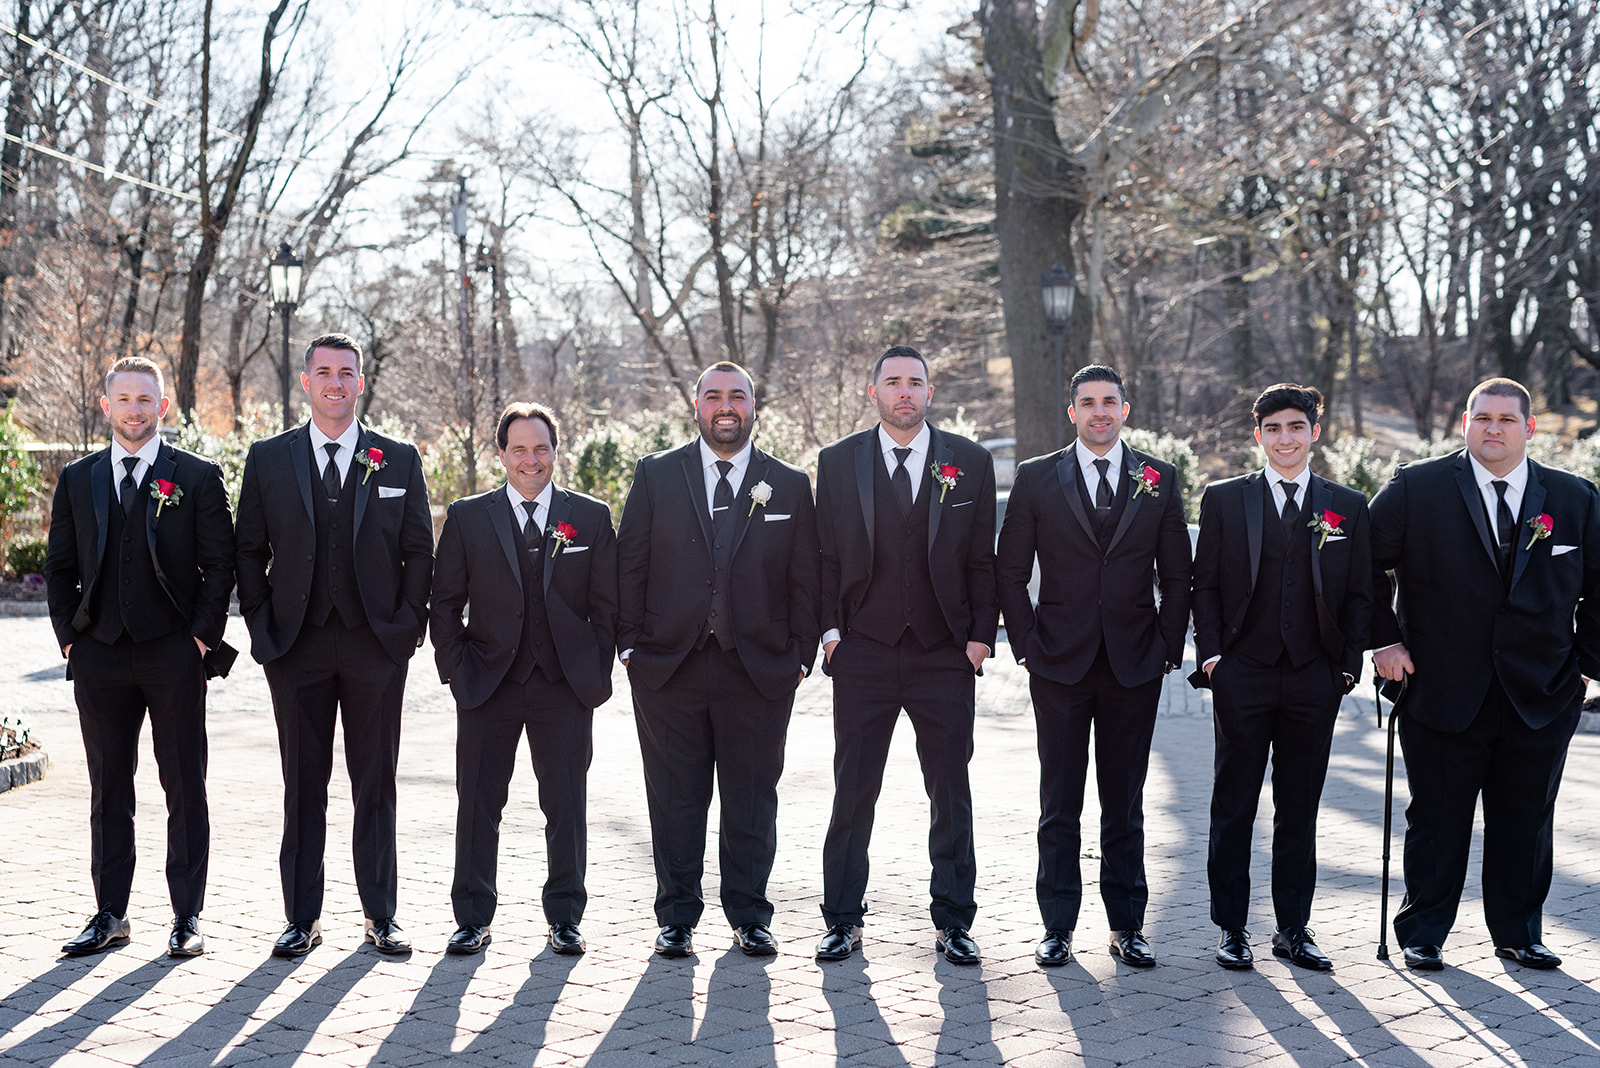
[1525,512,1553,551]
[1308,508,1345,550]
[931,462,961,503]
[149,478,182,517]
[1129,465,1161,498]
[551,520,578,555]
[356,447,385,485]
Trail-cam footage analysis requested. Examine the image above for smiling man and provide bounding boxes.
[1371,377,1600,972]
[616,361,819,958]
[45,357,235,958]
[996,364,1190,969]
[1190,384,1371,971]
[235,333,433,958]
[430,403,616,957]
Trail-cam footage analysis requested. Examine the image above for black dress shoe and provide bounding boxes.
[62,912,130,957]
[1109,929,1156,967]
[654,924,694,958]
[815,924,863,962]
[1271,928,1332,970]
[735,923,779,957]
[273,921,322,958]
[1496,943,1561,969]
[935,927,980,965]
[548,923,585,955]
[1401,944,1444,971]
[446,925,492,956]
[1215,928,1253,969]
[1034,929,1072,967]
[168,916,205,958]
[364,917,412,955]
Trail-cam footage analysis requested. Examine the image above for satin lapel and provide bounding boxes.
[1454,455,1498,567]
[1104,447,1145,554]
[1243,472,1264,591]
[1511,461,1546,592]
[729,451,767,560]
[352,426,374,535]
[288,426,315,528]
[489,490,522,592]
[544,488,573,591]
[145,445,177,562]
[1055,450,1097,544]
[854,433,875,555]
[1308,474,1330,601]
[679,443,715,561]
[91,449,111,566]
[928,431,952,553]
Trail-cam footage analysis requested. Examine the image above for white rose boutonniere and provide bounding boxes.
[748,480,773,516]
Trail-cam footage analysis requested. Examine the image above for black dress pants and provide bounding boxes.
[452,672,592,928]
[1031,647,1162,933]
[71,629,209,917]
[631,644,793,928]
[1394,675,1578,949]
[264,620,407,925]
[1207,651,1343,931]
[822,632,977,931]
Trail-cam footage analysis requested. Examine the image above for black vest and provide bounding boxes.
[703,481,737,652]
[1074,458,1131,550]
[850,453,949,648]
[506,517,563,684]
[1234,480,1322,668]
[88,470,183,644]
[305,454,364,629]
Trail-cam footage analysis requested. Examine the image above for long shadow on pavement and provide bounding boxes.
[0,961,104,1040]
[819,954,912,1065]
[214,949,378,1065]
[1227,966,1436,1066]
[0,956,175,1065]
[690,950,777,1063]
[1392,960,1600,1062]
[363,950,487,1063]
[139,957,314,1064]
[933,964,1001,1065]
[586,954,695,1060]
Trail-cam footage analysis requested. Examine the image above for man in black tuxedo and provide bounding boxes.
[44,356,235,958]
[814,346,998,965]
[1191,384,1371,971]
[617,361,819,958]
[1372,377,1600,972]
[235,333,433,958]
[997,364,1190,969]
[431,403,618,957]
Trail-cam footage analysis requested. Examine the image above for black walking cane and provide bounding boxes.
[1375,670,1406,961]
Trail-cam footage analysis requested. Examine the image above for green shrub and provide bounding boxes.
[6,535,46,578]
[1319,436,1400,499]
[1122,427,1204,523]
[0,399,45,559]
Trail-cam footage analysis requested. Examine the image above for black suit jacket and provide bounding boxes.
[44,441,237,677]
[1370,451,1600,731]
[815,425,998,661]
[1190,469,1372,688]
[430,485,618,711]
[997,445,1190,688]
[234,423,433,666]
[617,442,820,701]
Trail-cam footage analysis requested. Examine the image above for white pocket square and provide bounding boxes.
[1322,535,1347,543]
[560,544,590,554]
[951,499,974,508]
[378,486,405,498]
[1552,544,1578,556]
[763,513,791,522]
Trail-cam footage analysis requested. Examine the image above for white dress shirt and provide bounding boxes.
[506,480,554,536]
[308,420,361,485]
[1267,465,1312,519]
[879,422,931,504]
[1468,453,1529,536]
[109,435,162,497]
[700,438,753,518]
[1075,438,1125,501]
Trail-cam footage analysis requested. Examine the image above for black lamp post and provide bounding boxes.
[1041,262,1078,449]
[268,241,303,431]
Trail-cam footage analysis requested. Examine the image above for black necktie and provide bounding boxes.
[1093,458,1113,511]
[322,443,341,501]
[712,460,734,535]
[120,457,139,515]
[1280,481,1300,531]
[1492,480,1514,549]
[521,499,540,544]
[892,447,913,514]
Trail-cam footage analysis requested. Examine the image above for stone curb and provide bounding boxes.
[0,749,49,792]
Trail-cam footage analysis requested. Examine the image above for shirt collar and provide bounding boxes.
[1263,465,1312,495]
[877,422,931,460]
[699,438,753,478]
[505,480,555,515]
[110,435,162,469]
[1468,452,1529,496]
[308,419,360,456]
[1075,437,1124,474]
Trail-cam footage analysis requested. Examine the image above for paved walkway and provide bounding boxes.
[2,615,1599,1067]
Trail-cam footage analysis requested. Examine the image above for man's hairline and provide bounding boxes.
[104,369,164,398]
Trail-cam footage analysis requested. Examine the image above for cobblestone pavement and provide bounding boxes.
[3,614,1599,1067]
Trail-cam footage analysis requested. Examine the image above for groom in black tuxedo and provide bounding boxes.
[814,346,997,965]
[1190,384,1371,971]
[1372,377,1600,971]
[617,361,819,958]
[235,333,434,958]
[431,402,617,957]
[997,364,1190,969]
[45,356,235,958]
